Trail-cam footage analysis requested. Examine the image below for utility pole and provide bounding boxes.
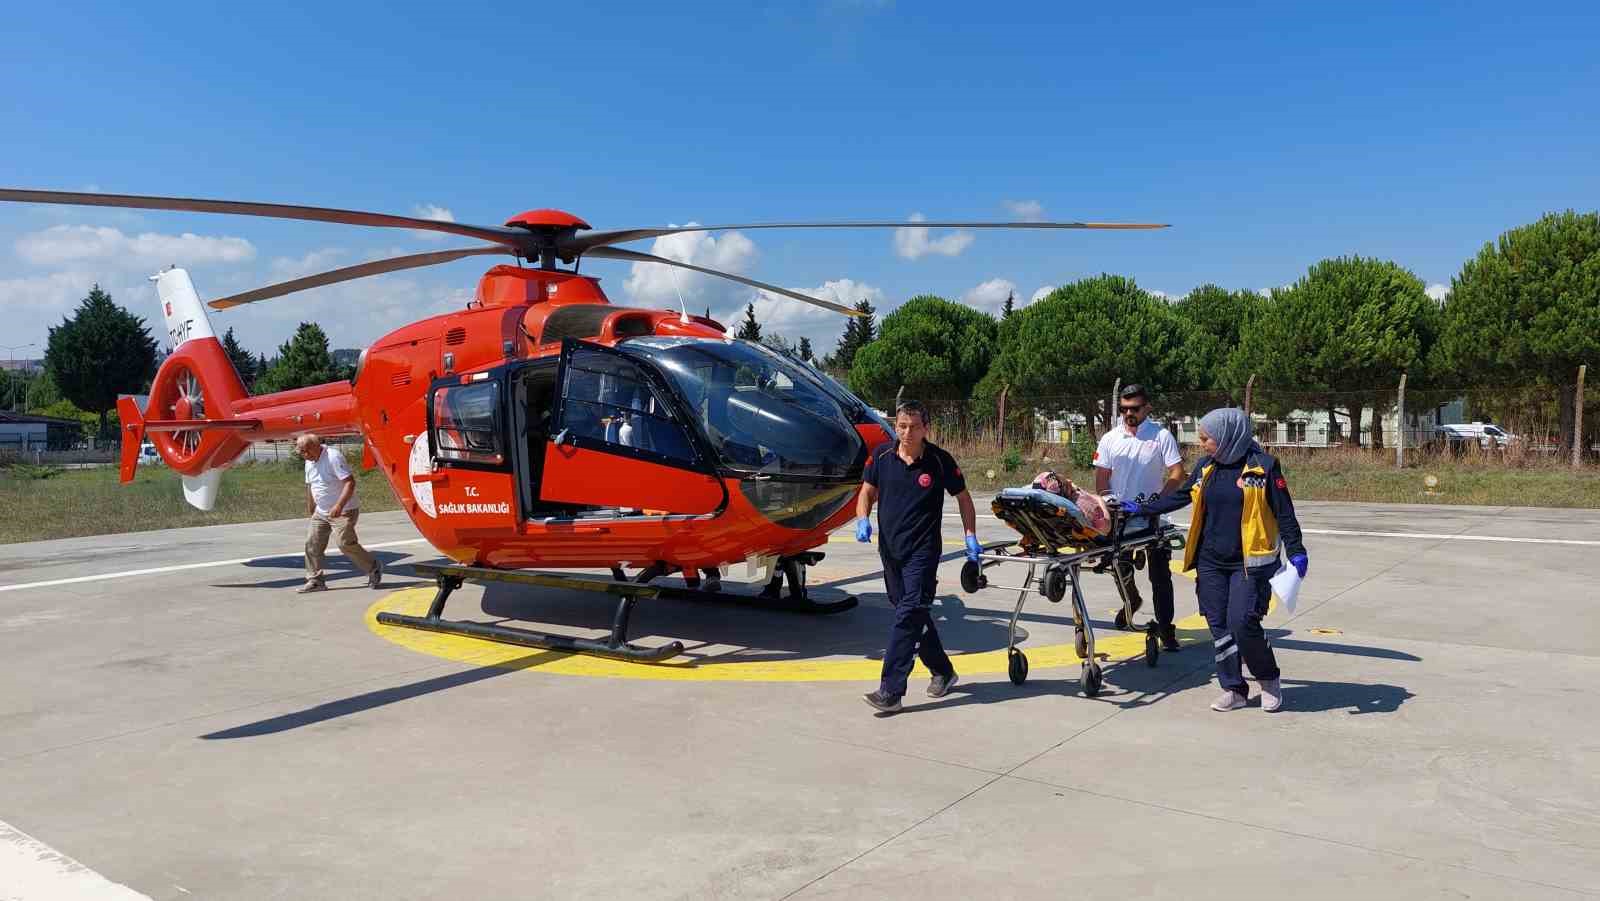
[1396,373,1408,469]
[2,343,35,412]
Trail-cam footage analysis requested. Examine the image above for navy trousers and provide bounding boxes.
[1115,545,1175,626]
[1195,564,1280,693]
[878,547,954,698]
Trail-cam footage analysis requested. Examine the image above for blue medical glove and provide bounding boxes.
[1119,500,1143,517]
[1289,553,1308,579]
[965,534,982,562]
[856,518,872,542]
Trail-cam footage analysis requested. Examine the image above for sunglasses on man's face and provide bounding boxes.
[1119,405,1146,414]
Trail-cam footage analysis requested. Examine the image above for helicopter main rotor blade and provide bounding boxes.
[0,188,529,248]
[209,246,511,309]
[565,219,1169,255]
[583,246,864,318]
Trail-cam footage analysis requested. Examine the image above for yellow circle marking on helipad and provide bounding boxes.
[365,576,1215,683]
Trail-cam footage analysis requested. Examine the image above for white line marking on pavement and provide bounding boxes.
[0,539,430,594]
[0,818,151,899]
[944,514,1599,545]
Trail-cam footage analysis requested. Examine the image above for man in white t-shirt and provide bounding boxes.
[1094,384,1185,650]
[296,434,381,594]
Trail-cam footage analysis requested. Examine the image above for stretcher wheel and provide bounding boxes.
[1073,626,1088,660]
[960,560,985,594]
[1042,567,1067,603]
[1008,649,1029,685]
[1144,632,1160,667]
[1080,662,1102,696]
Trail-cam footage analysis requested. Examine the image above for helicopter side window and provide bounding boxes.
[431,381,504,466]
[559,354,697,467]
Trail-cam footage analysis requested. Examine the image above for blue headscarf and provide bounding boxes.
[1199,407,1257,465]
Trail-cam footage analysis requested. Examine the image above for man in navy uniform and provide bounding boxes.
[856,400,982,714]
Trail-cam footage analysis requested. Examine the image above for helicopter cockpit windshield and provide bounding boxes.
[621,337,865,479]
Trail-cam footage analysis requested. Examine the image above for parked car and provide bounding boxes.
[1433,422,1517,451]
[136,441,163,466]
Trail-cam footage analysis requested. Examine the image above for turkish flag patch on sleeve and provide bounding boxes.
[1276,477,1287,490]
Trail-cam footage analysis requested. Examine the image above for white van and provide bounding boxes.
[1434,422,1516,450]
[137,441,163,466]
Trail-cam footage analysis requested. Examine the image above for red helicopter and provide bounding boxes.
[1,188,1166,661]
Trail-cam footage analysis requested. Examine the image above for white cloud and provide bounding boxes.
[15,225,255,267]
[732,278,886,358]
[4,270,166,357]
[1426,283,1448,302]
[893,213,974,260]
[1150,289,1180,301]
[961,277,1017,314]
[268,248,348,280]
[622,225,758,311]
[1003,199,1045,222]
[1030,285,1055,304]
[411,204,456,242]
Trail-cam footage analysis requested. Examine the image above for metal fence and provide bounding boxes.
[912,379,1599,467]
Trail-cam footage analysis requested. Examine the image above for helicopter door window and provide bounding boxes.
[559,353,698,467]
[431,381,504,466]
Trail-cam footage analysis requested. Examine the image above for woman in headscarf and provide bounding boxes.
[1120,408,1308,712]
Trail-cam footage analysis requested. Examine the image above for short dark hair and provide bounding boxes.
[1119,384,1149,405]
[894,399,930,425]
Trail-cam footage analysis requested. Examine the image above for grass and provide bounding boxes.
[943,441,1600,509]
[0,460,399,544]
[5,443,1599,545]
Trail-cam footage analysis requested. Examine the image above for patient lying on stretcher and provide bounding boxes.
[992,471,1113,550]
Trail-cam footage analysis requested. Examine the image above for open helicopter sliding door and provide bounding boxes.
[421,371,519,530]
[539,340,726,515]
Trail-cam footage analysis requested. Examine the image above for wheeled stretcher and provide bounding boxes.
[958,487,1186,696]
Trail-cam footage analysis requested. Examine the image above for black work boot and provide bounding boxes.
[1160,623,1181,652]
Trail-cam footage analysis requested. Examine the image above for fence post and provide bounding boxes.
[1243,374,1256,417]
[894,384,904,410]
[997,385,1008,452]
[1575,365,1587,469]
[1395,376,1408,473]
[1109,378,1121,434]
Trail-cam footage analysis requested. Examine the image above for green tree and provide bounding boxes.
[760,333,795,356]
[849,295,999,408]
[822,298,877,373]
[43,285,159,439]
[1432,210,1600,448]
[1001,290,1016,320]
[256,322,341,393]
[734,302,762,341]
[220,327,256,391]
[1233,256,1437,448]
[976,276,1202,434]
[797,336,814,363]
[1172,285,1265,391]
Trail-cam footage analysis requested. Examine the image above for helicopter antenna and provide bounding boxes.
[667,264,691,324]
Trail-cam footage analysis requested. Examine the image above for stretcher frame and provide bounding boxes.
[960,509,1185,696]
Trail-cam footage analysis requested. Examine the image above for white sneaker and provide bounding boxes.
[1210,690,1247,712]
[1261,678,1283,713]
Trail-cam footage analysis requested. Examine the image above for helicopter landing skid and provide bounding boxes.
[642,553,858,615]
[377,563,685,662]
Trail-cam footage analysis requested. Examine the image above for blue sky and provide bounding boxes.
[4,1,1597,358]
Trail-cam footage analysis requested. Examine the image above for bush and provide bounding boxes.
[1001,448,1022,473]
[1069,429,1096,469]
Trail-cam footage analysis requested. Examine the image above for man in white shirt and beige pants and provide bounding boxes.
[1094,384,1184,651]
[296,434,382,594]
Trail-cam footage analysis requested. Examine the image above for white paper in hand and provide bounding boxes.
[1269,564,1302,616]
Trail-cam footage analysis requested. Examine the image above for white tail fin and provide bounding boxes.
[151,267,216,349]
[181,471,225,511]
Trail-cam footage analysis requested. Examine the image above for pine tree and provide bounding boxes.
[220,327,256,391]
[1001,290,1016,320]
[43,285,158,438]
[255,322,341,393]
[798,336,814,363]
[824,298,878,372]
[735,302,762,341]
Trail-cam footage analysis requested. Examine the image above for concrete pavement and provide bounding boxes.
[1,498,1597,899]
